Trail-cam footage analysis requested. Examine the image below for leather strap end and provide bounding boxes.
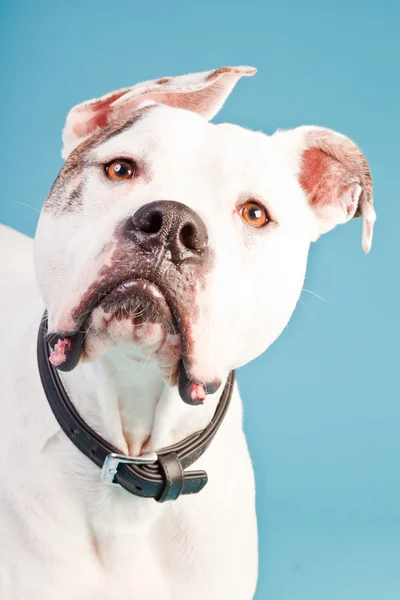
[158,453,184,503]
[157,453,208,503]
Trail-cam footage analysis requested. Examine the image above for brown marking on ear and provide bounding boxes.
[206,66,256,81]
[72,89,129,139]
[304,129,373,220]
[43,104,155,214]
[62,65,257,158]
[300,148,355,213]
[295,127,375,252]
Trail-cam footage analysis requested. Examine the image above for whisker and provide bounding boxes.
[12,200,42,214]
[301,288,326,302]
[133,350,152,376]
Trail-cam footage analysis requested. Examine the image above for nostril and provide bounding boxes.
[127,201,208,258]
[138,211,163,234]
[180,224,199,251]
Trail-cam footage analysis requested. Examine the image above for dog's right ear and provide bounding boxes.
[61,66,256,159]
[273,126,376,253]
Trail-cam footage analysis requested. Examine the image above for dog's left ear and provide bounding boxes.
[61,66,256,159]
[274,126,376,252]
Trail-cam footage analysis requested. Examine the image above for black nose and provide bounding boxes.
[125,201,208,263]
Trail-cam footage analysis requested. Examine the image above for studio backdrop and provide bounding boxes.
[1,1,399,598]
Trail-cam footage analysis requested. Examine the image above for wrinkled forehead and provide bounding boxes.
[92,105,284,183]
[45,104,299,219]
[93,104,208,161]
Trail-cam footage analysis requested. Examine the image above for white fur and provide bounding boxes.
[0,66,373,600]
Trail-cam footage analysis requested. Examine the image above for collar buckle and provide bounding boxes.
[101,452,158,486]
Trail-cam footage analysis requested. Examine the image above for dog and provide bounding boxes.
[0,66,375,600]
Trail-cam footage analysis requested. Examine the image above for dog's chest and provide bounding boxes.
[67,502,224,600]
[88,540,172,600]
[69,469,248,600]
[74,484,209,600]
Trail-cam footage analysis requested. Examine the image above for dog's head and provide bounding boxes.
[34,66,375,404]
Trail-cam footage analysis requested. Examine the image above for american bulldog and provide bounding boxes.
[0,66,375,599]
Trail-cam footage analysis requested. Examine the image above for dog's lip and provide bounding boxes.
[96,279,176,331]
[47,279,177,369]
[47,278,222,405]
[178,365,222,405]
[56,278,176,336]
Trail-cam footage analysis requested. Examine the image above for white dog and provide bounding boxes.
[0,66,375,600]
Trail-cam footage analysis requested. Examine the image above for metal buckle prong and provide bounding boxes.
[101,452,158,486]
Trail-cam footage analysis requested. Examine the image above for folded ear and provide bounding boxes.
[61,65,256,159]
[274,126,376,253]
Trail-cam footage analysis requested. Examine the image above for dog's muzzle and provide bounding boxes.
[47,200,217,405]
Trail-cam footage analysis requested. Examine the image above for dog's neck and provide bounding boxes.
[59,344,222,457]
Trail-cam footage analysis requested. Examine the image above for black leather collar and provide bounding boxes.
[37,312,234,502]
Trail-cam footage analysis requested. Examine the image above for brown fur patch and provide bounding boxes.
[300,129,373,219]
[91,537,103,565]
[43,105,155,215]
[206,66,256,82]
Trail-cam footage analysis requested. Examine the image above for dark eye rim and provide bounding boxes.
[104,158,137,180]
[238,199,272,228]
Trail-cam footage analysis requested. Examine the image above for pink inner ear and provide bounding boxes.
[71,90,129,139]
[299,147,348,210]
[77,112,109,138]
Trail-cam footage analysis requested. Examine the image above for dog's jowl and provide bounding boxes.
[0,66,375,600]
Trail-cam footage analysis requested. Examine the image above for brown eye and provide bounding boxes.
[240,201,269,228]
[105,159,136,181]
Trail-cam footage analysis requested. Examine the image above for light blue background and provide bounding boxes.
[1,1,399,598]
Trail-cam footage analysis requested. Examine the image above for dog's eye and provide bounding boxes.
[240,201,269,228]
[105,159,136,181]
